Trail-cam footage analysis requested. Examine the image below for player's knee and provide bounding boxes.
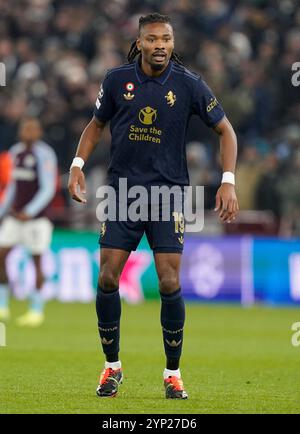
[98,270,120,292]
[159,274,180,295]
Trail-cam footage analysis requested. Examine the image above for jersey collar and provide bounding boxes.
[135,57,173,85]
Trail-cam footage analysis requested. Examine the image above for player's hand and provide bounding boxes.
[68,167,87,203]
[13,211,31,221]
[214,184,239,223]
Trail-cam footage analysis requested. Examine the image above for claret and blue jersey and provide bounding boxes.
[93,58,225,191]
[0,141,57,219]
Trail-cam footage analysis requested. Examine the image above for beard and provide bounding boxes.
[150,61,166,71]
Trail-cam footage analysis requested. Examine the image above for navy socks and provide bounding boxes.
[96,285,185,368]
[160,288,185,369]
[96,285,121,362]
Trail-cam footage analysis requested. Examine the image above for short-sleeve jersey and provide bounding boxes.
[94,58,225,190]
[0,141,57,219]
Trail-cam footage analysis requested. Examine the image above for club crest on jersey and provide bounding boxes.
[124,82,135,100]
[165,90,176,107]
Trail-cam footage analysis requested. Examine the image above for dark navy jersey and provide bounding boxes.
[94,58,225,190]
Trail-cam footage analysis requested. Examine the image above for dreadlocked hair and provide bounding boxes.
[127,13,183,65]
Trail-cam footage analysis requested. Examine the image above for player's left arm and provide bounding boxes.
[191,76,239,223]
[15,146,58,221]
[213,117,239,223]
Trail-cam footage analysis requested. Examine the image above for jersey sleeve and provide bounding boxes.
[93,73,115,122]
[191,78,225,128]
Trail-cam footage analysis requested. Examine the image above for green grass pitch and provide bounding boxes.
[0,300,299,414]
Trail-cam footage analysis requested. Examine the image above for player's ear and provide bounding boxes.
[136,38,141,51]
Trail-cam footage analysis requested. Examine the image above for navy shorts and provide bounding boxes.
[99,200,185,254]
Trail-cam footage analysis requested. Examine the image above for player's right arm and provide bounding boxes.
[68,73,115,203]
[68,116,106,203]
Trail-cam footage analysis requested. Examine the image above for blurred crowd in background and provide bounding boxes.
[0,0,300,235]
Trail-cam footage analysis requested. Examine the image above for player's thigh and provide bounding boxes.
[22,217,53,255]
[99,248,131,285]
[154,252,182,282]
[100,247,130,269]
[0,216,22,249]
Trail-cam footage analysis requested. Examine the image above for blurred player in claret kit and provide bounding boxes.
[68,13,239,399]
[0,117,57,326]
